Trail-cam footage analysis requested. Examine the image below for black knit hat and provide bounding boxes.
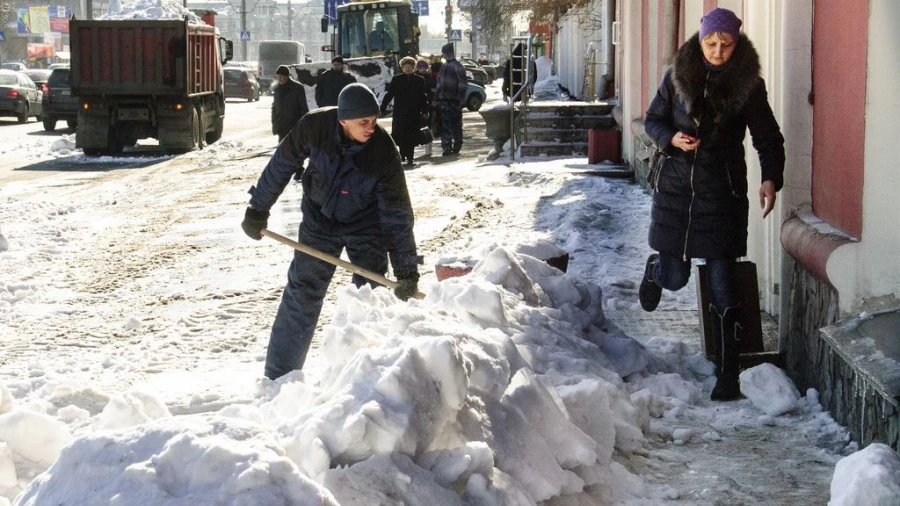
[338,83,380,120]
[441,42,455,59]
[276,65,290,77]
[332,55,344,64]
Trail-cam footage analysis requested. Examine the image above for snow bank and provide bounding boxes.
[13,245,674,504]
[100,0,203,23]
[830,443,900,506]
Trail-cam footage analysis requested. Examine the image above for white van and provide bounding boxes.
[258,41,305,92]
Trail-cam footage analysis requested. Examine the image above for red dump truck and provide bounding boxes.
[70,18,233,155]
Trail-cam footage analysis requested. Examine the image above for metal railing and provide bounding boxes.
[508,36,533,161]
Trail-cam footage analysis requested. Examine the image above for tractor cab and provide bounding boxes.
[328,0,420,59]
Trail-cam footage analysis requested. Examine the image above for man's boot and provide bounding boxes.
[710,304,742,401]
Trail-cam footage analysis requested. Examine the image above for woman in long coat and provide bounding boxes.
[380,56,427,166]
[639,8,785,401]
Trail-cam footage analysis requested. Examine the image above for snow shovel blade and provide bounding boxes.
[260,229,424,300]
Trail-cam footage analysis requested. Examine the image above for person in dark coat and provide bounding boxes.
[242,83,420,381]
[415,58,437,156]
[315,56,357,108]
[501,43,537,103]
[433,43,467,156]
[271,65,309,142]
[639,8,785,401]
[381,56,427,166]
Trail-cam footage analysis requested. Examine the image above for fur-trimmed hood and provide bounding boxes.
[672,33,761,137]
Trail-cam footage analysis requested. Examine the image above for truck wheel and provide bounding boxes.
[17,104,28,124]
[83,147,102,156]
[191,108,204,149]
[206,114,223,144]
[67,119,77,129]
[43,117,57,132]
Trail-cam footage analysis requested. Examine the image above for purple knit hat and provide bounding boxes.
[700,8,742,40]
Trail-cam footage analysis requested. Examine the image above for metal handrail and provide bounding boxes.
[509,36,533,161]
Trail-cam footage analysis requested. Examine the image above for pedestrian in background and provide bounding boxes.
[242,83,420,381]
[432,43,467,157]
[315,56,357,108]
[271,65,309,142]
[502,43,537,103]
[381,56,427,167]
[415,58,437,157]
[638,8,785,401]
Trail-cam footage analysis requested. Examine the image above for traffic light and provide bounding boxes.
[445,4,453,32]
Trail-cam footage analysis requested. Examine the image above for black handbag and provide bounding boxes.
[416,126,434,146]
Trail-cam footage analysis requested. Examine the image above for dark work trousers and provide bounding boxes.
[439,100,463,153]
[264,221,388,380]
[654,253,738,313]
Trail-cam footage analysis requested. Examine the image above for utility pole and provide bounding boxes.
[287,0,292,39]
[241,0,248,60]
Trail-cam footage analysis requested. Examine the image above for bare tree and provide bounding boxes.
[463,0,515,57]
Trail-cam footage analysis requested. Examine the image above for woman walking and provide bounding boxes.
[380,56,427,166]
[638,8,785,401]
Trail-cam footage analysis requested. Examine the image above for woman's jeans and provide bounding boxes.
[654,253,738,313]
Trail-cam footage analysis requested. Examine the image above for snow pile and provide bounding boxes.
[533,73,561,101]
[100,0,203,23]
[13,245,680,504]
[830,443,900,506]
[740,363,801,416]
[48,135,76,157]
[16,416,338,505]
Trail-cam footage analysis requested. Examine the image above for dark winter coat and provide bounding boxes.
[315,69,357,107]
[381,73,427,152]
[417,70,437,104]
[502,43,537,102]
[434,58,467,103]
[272,78,309,138]
[644,33,785,260]
[249,107,418,275]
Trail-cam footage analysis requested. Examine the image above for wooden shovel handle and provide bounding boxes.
[261,229,425,300]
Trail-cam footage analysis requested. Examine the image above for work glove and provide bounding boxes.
[394,270,420,301]
[241,207,269,240]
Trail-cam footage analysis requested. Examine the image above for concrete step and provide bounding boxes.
[523,128,590,144]
[519,142,588,157]
[522,114,617,130]
[525,102,615,117]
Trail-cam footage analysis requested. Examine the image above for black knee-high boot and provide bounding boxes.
[710,304,742,401]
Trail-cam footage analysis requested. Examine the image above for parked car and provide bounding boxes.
[223,67,261,101]
[0,69,42,123]
[227,60,260,77]
[462,62,489,86]
[0,62,27,72]
[41,67,78,131]
[465,82,486,111]
[48,63,70,71]
[23,69,52,92]
[460,57,495,84]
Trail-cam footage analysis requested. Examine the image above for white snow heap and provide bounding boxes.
[100,0,203,23]
[830,443,900,506]
[16,416,339,505]
[739,362,801,416]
